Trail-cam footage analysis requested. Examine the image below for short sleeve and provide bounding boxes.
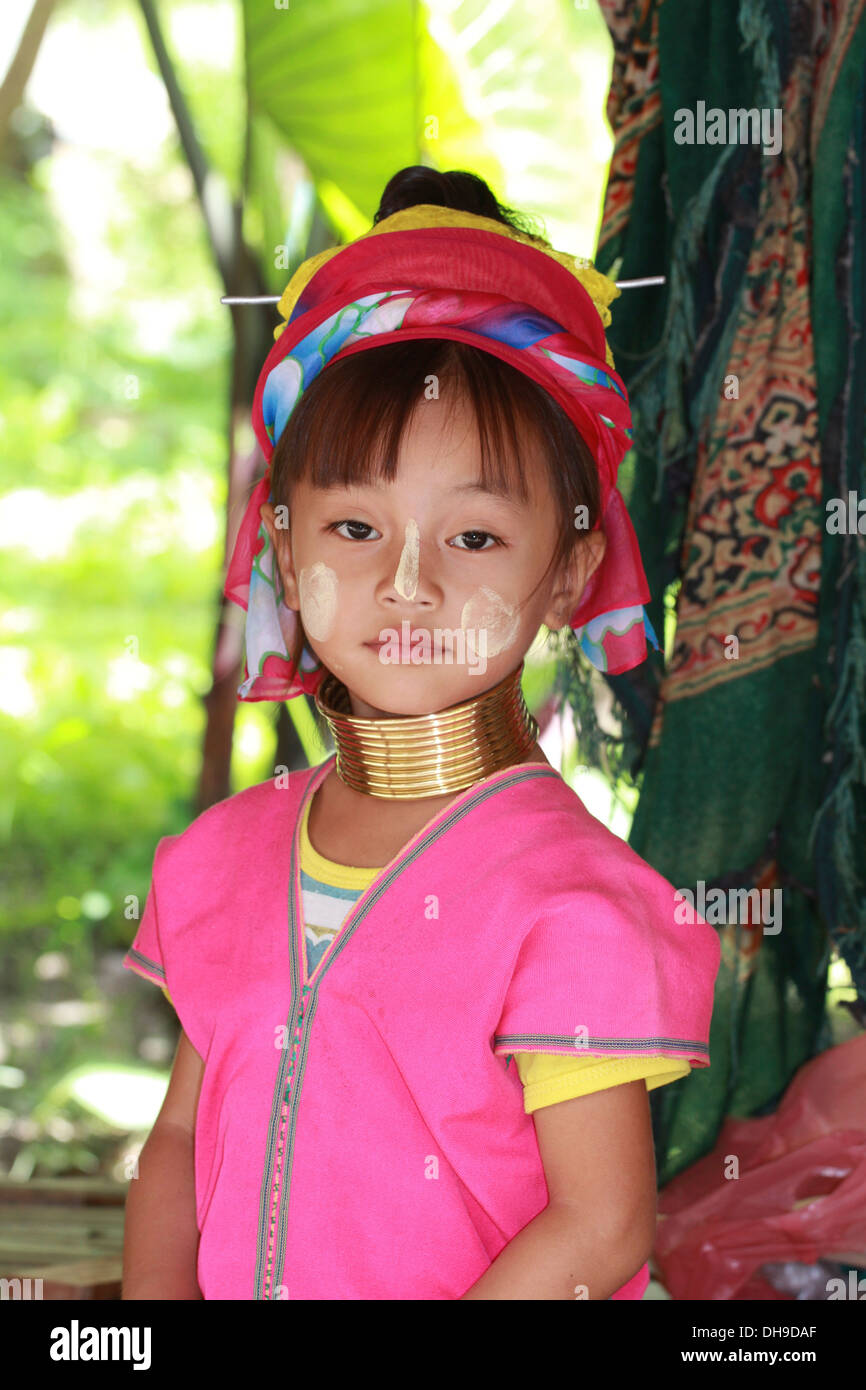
[494,872,720,1071]
[123,838,170,992]
[120,828,212,1061]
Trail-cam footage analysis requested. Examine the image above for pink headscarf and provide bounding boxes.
[224,207,660,700]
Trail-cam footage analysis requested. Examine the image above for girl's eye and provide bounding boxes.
[327,522,501,551]
[327,520,380,541]
[450,531,501,551]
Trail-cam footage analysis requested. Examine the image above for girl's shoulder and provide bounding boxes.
[497,772,699,932]
[515,769,654,869]
[156,766,316,867]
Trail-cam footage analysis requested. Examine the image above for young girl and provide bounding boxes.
[122,168,720,1301]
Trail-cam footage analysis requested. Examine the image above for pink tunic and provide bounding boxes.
[124,756,720,1300]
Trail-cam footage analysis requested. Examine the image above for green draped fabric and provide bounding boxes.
[559,0,866,1186]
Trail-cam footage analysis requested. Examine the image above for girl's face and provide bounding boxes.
[261,390,605,719]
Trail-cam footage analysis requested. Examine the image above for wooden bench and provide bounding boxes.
[0,1177,125,1299]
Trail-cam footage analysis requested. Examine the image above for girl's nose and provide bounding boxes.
[393,519,420,600]
[382,518,438,607]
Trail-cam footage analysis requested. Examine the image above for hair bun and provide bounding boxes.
[374,166,546,244]
[374,167,500,222]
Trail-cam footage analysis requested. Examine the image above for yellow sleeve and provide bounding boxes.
[511,1051,691,1113]
[161,986,174,1007]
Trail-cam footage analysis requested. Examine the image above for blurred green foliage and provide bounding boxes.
[0,156,228,939]
[0,69,246,1169]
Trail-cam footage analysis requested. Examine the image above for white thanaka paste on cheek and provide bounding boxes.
[298,562,338,640]
[460,586,520,659]
[393,519,420,601]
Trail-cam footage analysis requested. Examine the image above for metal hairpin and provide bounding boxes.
[220,276,665,304]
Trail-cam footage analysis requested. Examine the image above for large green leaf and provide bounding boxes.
[242,0,503,236]
[243,0,613,253]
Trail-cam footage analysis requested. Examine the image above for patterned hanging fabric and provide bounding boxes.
[567,0,866,1185]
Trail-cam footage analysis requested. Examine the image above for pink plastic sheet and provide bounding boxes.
[653,1033,866,1300]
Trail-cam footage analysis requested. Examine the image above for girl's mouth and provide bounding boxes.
[364,631,432,653]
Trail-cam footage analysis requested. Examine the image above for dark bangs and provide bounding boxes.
[269,337,601,589]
